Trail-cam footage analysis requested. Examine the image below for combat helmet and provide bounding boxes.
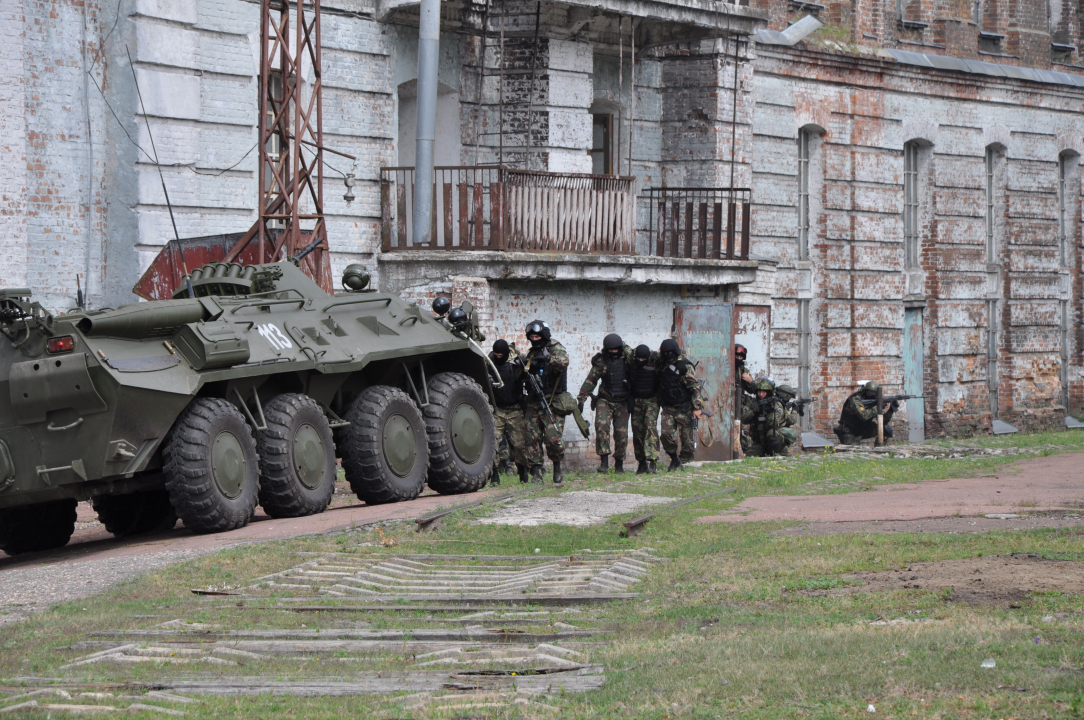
[776,384,797,402]
[862,380,880,397]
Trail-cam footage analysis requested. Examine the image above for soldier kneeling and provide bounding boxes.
[834,381,897,446]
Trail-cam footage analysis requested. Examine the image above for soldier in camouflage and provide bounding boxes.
[773,383,802,451]
[629,344,660,474]
[520,320,570,484]
[489,339,527,485]
[657,338,704,472]
[834,381,897,445]
[578,333,632,474]
[742,379,792,457]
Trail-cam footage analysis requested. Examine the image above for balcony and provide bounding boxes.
[380,166,637,254]
[376,166,759,293]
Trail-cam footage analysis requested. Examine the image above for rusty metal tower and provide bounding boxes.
[226,0,332,289]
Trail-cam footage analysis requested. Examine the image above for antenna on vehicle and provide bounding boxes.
[126,45,195,299]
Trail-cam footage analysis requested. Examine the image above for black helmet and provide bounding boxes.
[432,296,451,317]
[603,333,622,355]
[492,338,509,364]
[525,319,550,347]
[635,344,650,360]
[448,307,469,328]
[660,338,680,357]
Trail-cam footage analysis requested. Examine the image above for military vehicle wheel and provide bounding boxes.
[163,397,259,534]
[423,372,496,495]
[0,499,77,556]
[341,386,428,505]
[257,394,336,518]
[93,489,177,537]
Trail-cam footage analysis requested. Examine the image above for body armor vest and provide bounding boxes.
[527,344,566,400]
[658,360,693,407]
[630,360,657,399]
[491,354,521,408]
[601,355,630,401]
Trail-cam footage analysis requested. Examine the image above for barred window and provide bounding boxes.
[798,129,812,261]
[903,142,920,269]
[1058,153,1070,267]
[985,146,996,262]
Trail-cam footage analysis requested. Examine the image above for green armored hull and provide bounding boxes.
[0,263,496,555]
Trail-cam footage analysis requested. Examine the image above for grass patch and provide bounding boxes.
[1,429,1082,718]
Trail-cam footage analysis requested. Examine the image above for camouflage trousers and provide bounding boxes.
[493,406,525,464]
[834,422,893,446]
[746,424,800,457]
[631,397,660,462]
[660,406,696,463]
[518,403,566,465]
[594,397,630,459]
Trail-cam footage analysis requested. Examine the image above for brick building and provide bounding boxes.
[1,0,1081,464]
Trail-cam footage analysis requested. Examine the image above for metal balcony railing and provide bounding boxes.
[380,166,636,254]
[644,187,752,260]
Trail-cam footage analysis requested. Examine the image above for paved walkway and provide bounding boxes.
[696,453,1084,524]
[0,489,503,625]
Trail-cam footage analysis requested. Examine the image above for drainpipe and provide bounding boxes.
[412,0,441,245]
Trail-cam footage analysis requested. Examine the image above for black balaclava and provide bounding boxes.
[492,339,509,365]
[634,344,650,365]
[660,338,680,361]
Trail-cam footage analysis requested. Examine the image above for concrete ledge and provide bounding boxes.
[377,251,759,292]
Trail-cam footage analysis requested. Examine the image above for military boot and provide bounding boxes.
[596,454,609,473]
[613,458,624,474]
[667,455,682,472]
[502,459,516,475]
[490,466,501,486]
[518,463,529,484]
[647,460,658,474]
[552,461,564,485]
[529,465,544,483]
[635,460,647,475]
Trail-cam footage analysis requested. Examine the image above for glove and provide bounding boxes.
[890,400,900,411]
[577,398,585,413]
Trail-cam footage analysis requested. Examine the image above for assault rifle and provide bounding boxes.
[787,396,816,417]
[860,390,923,446]
[858,393,922,409]
[523,359,559,432]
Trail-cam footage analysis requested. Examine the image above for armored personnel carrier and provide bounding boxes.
[0,263,497,555]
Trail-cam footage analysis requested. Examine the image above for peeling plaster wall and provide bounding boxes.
[753,45,1084,435]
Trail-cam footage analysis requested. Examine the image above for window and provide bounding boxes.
[985,147,995,261]
[798,129,812,261]
[1058,153,1071,267]
[591,114,613,175]
[263,69,285,228]
[903,142,920,269]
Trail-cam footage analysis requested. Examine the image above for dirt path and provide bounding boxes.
[0,488,504,625]
[697,453,1084,526]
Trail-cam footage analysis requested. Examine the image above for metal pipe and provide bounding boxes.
[412,0,441,245]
